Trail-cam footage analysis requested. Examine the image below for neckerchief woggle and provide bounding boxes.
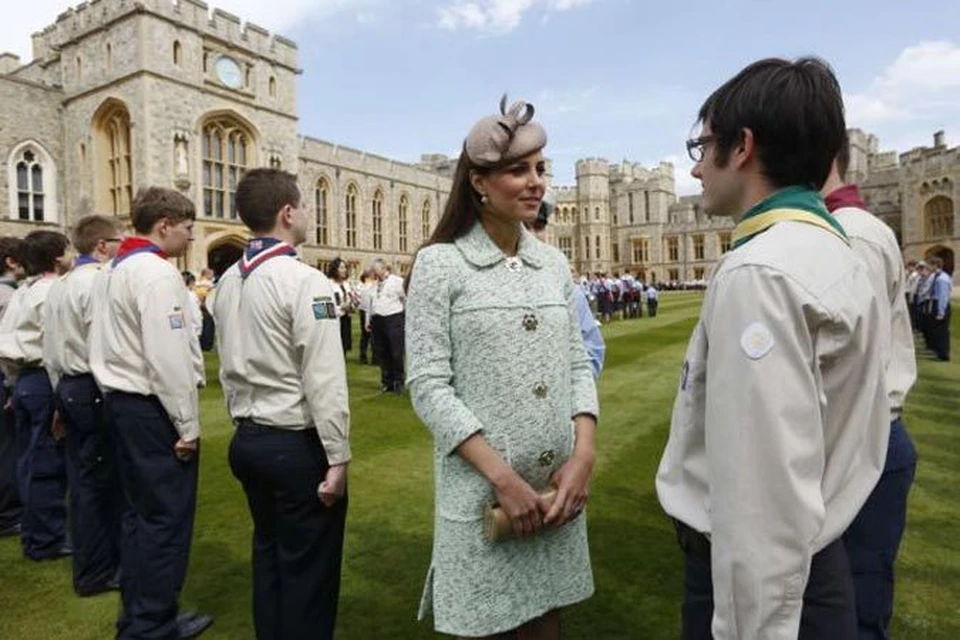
[113,238,166,267]
[240,237,297,279]
[732,186,849,250]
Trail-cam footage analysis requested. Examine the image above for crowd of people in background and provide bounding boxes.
[905,257,953,361]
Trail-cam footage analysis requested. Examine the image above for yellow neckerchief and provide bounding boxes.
[732,207,851,248]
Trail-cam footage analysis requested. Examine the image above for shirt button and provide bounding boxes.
[533,382,548,398]
[538,450,556,467]
[522,314,539,331]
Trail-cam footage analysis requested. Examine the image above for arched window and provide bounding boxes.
[201,116,253,219]
[93,101,133,216]
[398,195,409,253]
[421,199,431,241]
[9,145,57,222]
[345,184,358,248]
[925,196,954,238]
[315,178,329,245]
[372,189,384,250]
[173,41,182,67]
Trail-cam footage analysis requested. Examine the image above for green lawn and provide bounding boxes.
[1,292,958,639]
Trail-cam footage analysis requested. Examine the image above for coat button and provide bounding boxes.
[533,382,548,398]
[538,450,556,467]
[522,314,538,331]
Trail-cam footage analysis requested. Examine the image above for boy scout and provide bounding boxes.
[0,230,71,560]
[44,215,124,596]
[212,169,350,639]
[89,188,211,639]
[656,58,888,639]
[0,236,26,538]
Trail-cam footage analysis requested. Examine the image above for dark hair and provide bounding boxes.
[836,129,851,182]
[131,187,196,234]
[326,257,346,281]
[22,230,69,276]
[0,237,24,273]
[698,57,846,190]
[182,270,196,286]
[236,168,301,233]
[72,214,121,254]
[929,256,944,269]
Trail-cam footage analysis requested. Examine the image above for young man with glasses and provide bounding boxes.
[657,58,888,639]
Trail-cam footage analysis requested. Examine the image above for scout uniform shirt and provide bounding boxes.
[826,185,916,416]
[89,241,204,442]
[656,187,888,639]
[0,275,57,374]
[0,280,33,381]
[212,238,350,465]
[43,257,104,389]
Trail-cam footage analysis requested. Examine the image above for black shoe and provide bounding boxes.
[177,612,214,639]
[0,522,21,538]
[76,578,121,598]
[32,543,72,561]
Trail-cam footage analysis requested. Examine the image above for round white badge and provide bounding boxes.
[740,322,775,360]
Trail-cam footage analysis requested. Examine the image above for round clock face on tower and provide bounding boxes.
[215,56,244,89]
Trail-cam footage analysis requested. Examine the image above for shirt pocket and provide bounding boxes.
[437,431,511,522]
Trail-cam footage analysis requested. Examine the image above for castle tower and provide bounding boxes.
[575,158,611,274]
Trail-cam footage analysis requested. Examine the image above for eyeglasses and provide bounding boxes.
[685,135,715,163]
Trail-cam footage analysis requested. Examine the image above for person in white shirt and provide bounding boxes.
[181,271,204,341]
[44,215,125,596]
[645,283,659,317]
[89,187,212,640]
[0,236,26,538]
[357,269,375,364]
[657,57,887,640]
[325,257,358,354]
[0,230,72,560]
[367,259,406,393]
[213,168,350,639]
[904,260,920,329]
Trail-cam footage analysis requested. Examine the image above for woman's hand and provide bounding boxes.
[543,450,594,528]
[493,470,551,539]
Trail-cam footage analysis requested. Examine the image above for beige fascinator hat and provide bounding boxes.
[464,95,548,168]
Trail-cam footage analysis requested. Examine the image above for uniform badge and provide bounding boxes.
[740,322,774,360]
[312,296,335,320]
[168,312,185,330]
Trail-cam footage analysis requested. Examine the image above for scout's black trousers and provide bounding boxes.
[229,421,348,640]
[0,373,23,530]
[58,374,122,593]
[106,392,198,640]
[676,520,857,639]
[371,312,405,390]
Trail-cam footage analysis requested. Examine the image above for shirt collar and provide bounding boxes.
[454,221,545,269]
[824,184,867,213]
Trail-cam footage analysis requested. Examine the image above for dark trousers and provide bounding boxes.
[647,299,659,317]
[0,374,23,529]
[229,422,348,640]
[931,305,951,360]
[58,374,122,592]
[843,417,917,640]
[358,311,373,363]
[13,368,67,559]
[106,392,198,640]
[371,312,405,390]
[339,315,353,352]
[677,521,856,639]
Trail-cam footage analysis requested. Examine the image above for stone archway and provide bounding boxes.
[925,245,955,275]
[207,236,245,279]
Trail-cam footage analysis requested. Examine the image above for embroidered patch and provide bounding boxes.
[680,360,691,391]
[740,322,774,360]
[312,298,336,320]
[168,312,185,330]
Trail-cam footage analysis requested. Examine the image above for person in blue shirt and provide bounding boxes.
[928,256,953,361]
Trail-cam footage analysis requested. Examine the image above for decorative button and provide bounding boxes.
[504,257,523,272]
[538,450,556,467]
[522,313,539,331]
[533,382,548,398]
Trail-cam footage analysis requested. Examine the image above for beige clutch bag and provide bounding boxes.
[483,489,558,542]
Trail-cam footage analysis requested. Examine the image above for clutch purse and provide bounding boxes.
[483,489,558,543]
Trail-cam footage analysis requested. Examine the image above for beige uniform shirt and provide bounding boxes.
[657,221,888,640]
[0,276,56,371]
[89,251,204,441]
[0,282,30,380]
[832,206,916,414]
[212,255,351,465]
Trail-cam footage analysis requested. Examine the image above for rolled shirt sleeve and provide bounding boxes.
[138,275,200,441]
[573,285,604,380]
[294,273,351,465]
[406,248,487,457]
[703,266,825,640]
[564,266,599,418]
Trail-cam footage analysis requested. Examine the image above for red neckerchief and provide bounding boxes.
[113,237,167,267]
[824,184,867,213]
[239,237,297,279]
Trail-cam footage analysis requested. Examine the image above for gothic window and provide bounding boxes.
[202,117,252,219]
[421,199,431,241]
[558,236,572,260]
[693,234,705,260]
[632,238,649,264]
[719,232,732,254]
[14,150,44,221]
[925,196,954,238]
[667,236,679,262]
[398,195,409,253]
[345,184,359,248]
[315,178,329,245]
[94,101,133,216]
[372,189,384,250]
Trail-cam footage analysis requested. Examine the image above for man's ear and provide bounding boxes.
[732,127,756,170]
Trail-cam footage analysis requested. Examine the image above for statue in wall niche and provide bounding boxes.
[174,136,190,190]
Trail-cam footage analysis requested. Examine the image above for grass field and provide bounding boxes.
[1,291,958,639]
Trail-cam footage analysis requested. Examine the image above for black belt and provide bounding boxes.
[235,418,314,436]
[673,518,711,561]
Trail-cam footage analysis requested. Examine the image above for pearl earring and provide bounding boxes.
[480,194,488,205]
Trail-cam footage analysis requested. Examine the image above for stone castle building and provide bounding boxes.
[1,0,956,280]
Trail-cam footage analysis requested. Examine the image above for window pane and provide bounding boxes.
[228,137,235,164]
[239,138,246,165]
[213,132,222,160]
[215,192,224,218]
[229,193,236,218]
[33,195,44,222]
[18,193,29,220]
[32,165,43,192]
[229,167,238,190]
[17,163,28,191]
[203,133,211,159]
[204,190,213,217]
[215,165,223,188]
[203,162,211,187]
